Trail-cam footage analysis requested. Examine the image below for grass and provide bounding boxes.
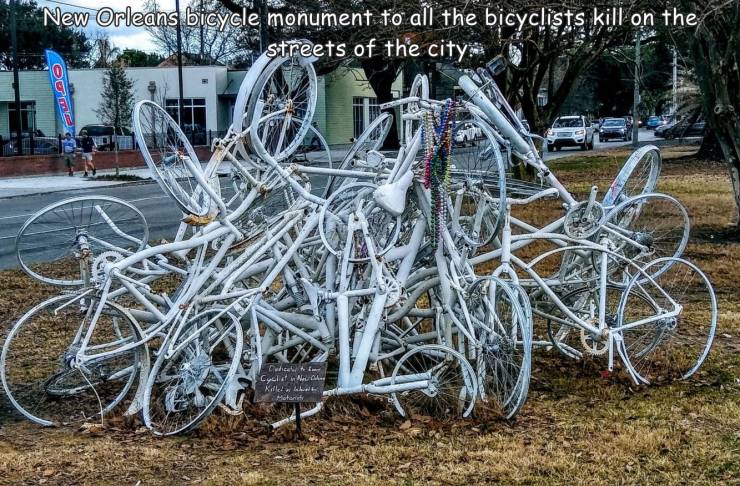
[0,146,738,485]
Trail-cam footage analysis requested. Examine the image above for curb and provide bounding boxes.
[0,177,158,200]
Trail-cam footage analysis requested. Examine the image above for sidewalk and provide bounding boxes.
[0,166,155,198]
[0,147,352,199]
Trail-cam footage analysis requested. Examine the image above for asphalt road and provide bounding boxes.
[543,128,658,162]
[0,181,185,270]
[0,129,661,270]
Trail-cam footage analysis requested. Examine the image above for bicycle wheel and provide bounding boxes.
[133,100,211,216]
[599,193,690,281]
[324,112,393,197]
[15,196,148,287]
[288,123,333,195]
[1,294,143,426]
[616,258,717,384]
[390,344,477,419]
[231,51,273,135]
[448,119,507,246]
[319,182,401,262]
[467,277,531,419]
[603,145,661,207]
[542,284,658,360]
[246,53,318,162]
[142,308,243,435]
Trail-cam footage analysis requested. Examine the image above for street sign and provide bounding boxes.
[254,362,327,403]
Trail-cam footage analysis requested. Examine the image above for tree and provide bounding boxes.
[217,0,422,148]
[116,49,164,67]
[677,0,740,228]
[217,0,650,145]
[0,0,89,69]
[88,32,120,68]
[145,0,255,65]
[465,1,643,132]
[95,61,136,174]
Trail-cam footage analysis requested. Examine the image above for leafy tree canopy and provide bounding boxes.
[0,0,90,69]
[116,49,164,67]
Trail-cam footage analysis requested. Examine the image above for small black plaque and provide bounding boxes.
[254,362,327,403]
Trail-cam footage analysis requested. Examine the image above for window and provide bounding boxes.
[536,88,548,107]
[352,96,379,139]
[553,118,584,128]
[165,98,206,130]
[8,101,36,133]
[352,97,363,139]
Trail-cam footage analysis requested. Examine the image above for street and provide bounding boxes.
[0,129,661,270]
[0,181,184,269]
[543,128,658,162]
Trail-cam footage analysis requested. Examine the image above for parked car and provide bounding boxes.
[3,137,59,155]
[77,124,132,151]
[654,121,675,138]
[645,116,662,129]
[454,121,482,146]
[546,115,594,151]
[2,130,59,155]
[663,120,706,139]
[599,117,631,142]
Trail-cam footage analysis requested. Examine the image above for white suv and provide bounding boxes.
[546,115,594,151]
[454,121,482,146]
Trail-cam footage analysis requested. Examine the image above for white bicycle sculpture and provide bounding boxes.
[2,46,716,436]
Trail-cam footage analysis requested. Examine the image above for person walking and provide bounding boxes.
[79,130,97,177]
[61,132,77,176]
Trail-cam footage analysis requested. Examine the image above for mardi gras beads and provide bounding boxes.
[421,99,457,248]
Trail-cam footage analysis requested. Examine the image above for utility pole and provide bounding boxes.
[258,0,268,53]
[10,0,23,155]
[632,32,641,147]
[198,0,204,62]
[672,48,678,116]
[175,0,185,127]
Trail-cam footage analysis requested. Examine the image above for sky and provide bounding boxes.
[36,0,175,53]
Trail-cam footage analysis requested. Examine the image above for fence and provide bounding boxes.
[1,135,61,157]
[0,130,228,157]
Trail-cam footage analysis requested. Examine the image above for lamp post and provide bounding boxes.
[147,81,157,148]
[632,31,641,148]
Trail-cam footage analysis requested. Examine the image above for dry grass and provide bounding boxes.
[0,147,738,485]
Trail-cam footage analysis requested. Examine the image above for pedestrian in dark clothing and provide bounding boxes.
[80,130,97,177]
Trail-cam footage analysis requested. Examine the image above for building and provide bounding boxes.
[323,67,403,145]
[0,66,239,140]
[0,64,402,147]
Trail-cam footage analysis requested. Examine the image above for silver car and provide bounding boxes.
[546,115,595,151]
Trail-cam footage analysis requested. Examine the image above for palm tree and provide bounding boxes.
[90,33,121,68]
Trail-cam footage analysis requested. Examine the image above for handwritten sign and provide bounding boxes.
[254,362,327,403]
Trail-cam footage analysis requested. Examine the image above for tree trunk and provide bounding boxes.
[689,8,740,228]
[696,130,723,161]
[360,57,401,150]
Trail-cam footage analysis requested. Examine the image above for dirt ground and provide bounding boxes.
[1,146,738,485]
